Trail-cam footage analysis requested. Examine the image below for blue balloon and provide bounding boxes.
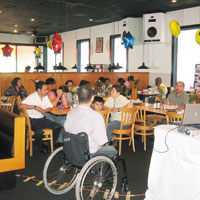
[123,31,135,49]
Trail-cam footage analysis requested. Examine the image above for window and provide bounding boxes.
[174,27,200,90]
[77,40,90,72]
[0,44,44,72]
[111,35,127,72]
[0,44,16,72]
[47,46,63,72]
[17,46,36,72]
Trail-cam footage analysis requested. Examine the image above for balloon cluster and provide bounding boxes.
[122,31,135,49]
[34,47,42,58]
[1,44,13,57]
[169,20,181,37]
[52,32,62,54]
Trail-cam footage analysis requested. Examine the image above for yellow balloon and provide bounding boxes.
[47,40,52,49]
[195,30,200,45]
[36,48,41,57]
[169,20,181,37]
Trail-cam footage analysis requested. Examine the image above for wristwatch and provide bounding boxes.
[118,108,120,112]
[34,106,37,110]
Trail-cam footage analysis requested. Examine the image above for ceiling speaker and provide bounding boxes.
[143,13,166,43]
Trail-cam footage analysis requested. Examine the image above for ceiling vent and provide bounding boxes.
[34,36,48,44]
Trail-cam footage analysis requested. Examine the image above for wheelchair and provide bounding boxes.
[43,131,128,200]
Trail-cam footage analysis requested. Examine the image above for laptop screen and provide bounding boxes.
[182,104,200,125]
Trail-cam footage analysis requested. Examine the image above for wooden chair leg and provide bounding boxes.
[131,134,135,152]
[144,133,146,151]
[30,140,33,157]
[119,138,122,156]
[50,135,53,153]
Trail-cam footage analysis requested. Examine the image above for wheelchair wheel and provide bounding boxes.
[75,156,117,200]
[43,146,79,195]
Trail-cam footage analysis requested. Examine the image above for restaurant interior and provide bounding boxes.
[1,0,200,200]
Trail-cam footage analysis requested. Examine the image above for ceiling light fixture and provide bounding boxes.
[13,29,18,33]
[89,18,93,22]
[30,18,35,22]
[14,24,18,27]
[0,10,2,14]
[171,0,177,3]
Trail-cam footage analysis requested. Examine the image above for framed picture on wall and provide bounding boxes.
[96,37,103,53]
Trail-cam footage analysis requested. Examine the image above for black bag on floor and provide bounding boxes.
[63,131,90,167]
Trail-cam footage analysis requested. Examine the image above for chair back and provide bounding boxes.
[19,107,33,136]
[63,131,90,167]
[120,107,138,128]
[96,108,111,129]
[136,106,147,125]
[16,96,21,108]
[166,111,183,124]
[3,96,16,112]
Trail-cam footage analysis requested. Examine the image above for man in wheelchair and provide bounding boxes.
[43,85,128,200]
[64,84,117,158]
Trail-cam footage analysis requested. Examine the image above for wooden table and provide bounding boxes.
[145,103,166,115]
[49,107,70,115]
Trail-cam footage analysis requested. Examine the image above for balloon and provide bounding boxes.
[34,48,41,58]
[52,32,62,54]
[195,29,200,45]
[1,44,13,57]
[169,20,181,37]
[122,31,135,49]
[47,40,52,49]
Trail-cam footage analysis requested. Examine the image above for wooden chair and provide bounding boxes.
[166,111,183,124]
[96,108,111,129]
[16,96,21,108]
[19,107,54,156]
[135,106,154,151]
[2,96,16,112]
[111,107,138,156]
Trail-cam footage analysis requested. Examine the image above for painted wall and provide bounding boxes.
[0,33,34,44]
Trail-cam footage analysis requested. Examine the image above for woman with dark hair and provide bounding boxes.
[117,78,126,96]
[5,77,28,100]
[48,86,69,107]
[65,80,74,87]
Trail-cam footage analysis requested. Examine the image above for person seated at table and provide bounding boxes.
[92,96,104,111]
[19,81,61,154]
[65,80,74,87]
[103,85,133,144]
[45,86,69,144]
[5,77,28,100]
[118,78,126,96]
[166,81,189,109]
[48,86,69,107]
[102,78,112,96]
[64,85,117,158]
[154,77,167,95]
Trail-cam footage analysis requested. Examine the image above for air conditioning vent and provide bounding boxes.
[34,36,48,44]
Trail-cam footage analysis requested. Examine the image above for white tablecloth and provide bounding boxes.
[144,125,200,200]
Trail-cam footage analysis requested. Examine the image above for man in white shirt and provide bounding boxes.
[64,85,117,158]
[104,85,132,143]
[19,81,61,154]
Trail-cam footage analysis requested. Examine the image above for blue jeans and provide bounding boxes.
[91,146,118,158]
[107,120,130,142]
[45,113,66,143]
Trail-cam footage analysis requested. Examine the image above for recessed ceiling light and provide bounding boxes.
[171,0,177,3]
[89,18,93,22]
[14,29,18,33]
[14,24,18,27]
[30,18,35,22]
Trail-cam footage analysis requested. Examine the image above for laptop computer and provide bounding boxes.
[182,104,200,126]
